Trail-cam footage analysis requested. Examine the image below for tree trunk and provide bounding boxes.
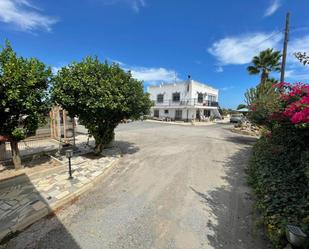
[10,140,22,170]
[94,142,104,155]
[261,71,269,86]
[0,142,6,161]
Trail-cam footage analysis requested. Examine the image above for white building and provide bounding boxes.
[148,79,221,121]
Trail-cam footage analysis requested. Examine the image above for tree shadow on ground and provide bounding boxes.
[0,173,81,249]
[113,140,140,155]
[191,146,269,249]
[225,136,257,146]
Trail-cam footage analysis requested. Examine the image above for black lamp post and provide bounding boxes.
[66,149,73,179]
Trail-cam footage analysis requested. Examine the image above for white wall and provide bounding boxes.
[148,82,190,103]
[148,80,219,102]
[190,81,219,101]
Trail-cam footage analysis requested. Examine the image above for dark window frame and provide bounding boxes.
[154,109,159,118]
[197,93,203,103]
[203,109,211,117]
[164,109,169,114]
[157,94,164,103]
[172,92,180,102]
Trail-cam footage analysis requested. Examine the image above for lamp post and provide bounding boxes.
[65,149,73,179]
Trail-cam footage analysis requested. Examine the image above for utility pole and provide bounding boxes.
[280,12,290,83]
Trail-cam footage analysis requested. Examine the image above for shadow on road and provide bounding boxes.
[191,146,269,249]
[0,174,81,249]
[225,136,257,146]
[114,140,140,155]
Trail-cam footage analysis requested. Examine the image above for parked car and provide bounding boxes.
[230,113,244,123]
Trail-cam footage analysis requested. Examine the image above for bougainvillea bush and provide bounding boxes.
[247,82,309,248]
[275,82,309,127]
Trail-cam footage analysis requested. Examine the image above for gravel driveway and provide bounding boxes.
[3,121,268,249]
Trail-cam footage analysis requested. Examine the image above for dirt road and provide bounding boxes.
[3,121,268,249]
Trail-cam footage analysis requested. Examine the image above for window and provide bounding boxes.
[175,110,182,120]
[157,94,164,103]
[154,109,159,118]
[164,110,169,114]
[197,93,203,103]
[204,110,211,117]
[209,95,216,102]
[172,92,180,102]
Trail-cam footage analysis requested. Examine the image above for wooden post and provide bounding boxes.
[63,110,67,142]
[280,12,290,83]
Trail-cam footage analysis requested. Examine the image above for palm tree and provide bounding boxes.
[247,48,282,85]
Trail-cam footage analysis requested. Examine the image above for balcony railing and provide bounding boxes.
[154,98,219,107]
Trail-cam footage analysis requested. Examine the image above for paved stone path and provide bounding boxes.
[0,147,121,241]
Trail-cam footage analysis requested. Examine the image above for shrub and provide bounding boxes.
[247,82,309,248]
[248,127,309,248]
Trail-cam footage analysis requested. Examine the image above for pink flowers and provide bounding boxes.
[273,82,309,127]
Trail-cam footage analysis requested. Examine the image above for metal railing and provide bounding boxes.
[154,98,219,107]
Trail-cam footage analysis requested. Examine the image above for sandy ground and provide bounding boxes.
[2,121,269,249]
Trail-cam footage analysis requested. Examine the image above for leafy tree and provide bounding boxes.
[294,52,309,66]
[0,41,51,169]
[236,104,247,110]
[247,48,281,85]
[52,57,152,154]
[244,87,257,106]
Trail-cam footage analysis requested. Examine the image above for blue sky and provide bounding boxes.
[0,0,309,108]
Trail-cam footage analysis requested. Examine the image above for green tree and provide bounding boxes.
[247,48,281,85]
[294,52,309,66]
[52,57,152,154]
[236,104,247,110]
[0,41,51,169]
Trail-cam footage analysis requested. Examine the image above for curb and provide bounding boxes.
[0,157,120,243]
[145,119,216,127]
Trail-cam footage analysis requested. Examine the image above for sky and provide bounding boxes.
[0,0,309,108]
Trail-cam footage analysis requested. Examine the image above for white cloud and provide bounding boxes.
[0,0,57,31]
[131,0,145,13]
[285,69,309,82]
[110,59,179,84]
[287,35,309,66]
[208,31,309,82]
[101,0,145,13]
[219,86,235,91]
[264,0,282,17]
[216,66,223,73]
[208,32,282,65]
[129,67,180,84]
[51,66,61,74]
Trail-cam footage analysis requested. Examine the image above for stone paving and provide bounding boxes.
[0,146,121,241]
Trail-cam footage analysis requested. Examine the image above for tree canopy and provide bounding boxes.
[247,48,281,85]
[0,41,51,168]
[236,104,247,110]
[52,57,153,154]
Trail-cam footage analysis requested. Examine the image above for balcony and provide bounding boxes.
[154,98,219,107]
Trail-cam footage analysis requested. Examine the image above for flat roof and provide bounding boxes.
[148,80,218,91]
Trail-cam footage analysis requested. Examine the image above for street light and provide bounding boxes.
[65,149,74,179]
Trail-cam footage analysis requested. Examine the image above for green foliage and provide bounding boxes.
[247,48,281,85]
[294,52,309,66]
[246,81,281,129]
[0,40,51,141]
[11,128,25,141]
[248,127,309,248]
[236,104,247,110]
[244,87,257,106]
[51,57,153,153]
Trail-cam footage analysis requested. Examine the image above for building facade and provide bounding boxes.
[148,79,221,121]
